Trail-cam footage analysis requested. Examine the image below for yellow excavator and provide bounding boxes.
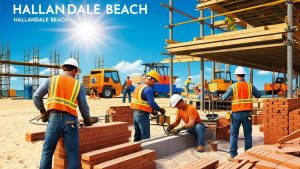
[208,69,233,97]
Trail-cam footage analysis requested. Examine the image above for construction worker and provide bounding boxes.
[221,66,261,161]
[130,70,166,141]
[167,94,205,152]
[33,58,97,169]
[122,75,133,103]
[184,76,195,98]
[224,16,237,31]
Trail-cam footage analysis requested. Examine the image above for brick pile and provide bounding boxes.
[81,142,142,169]
[107,106,133,125]
[53,122,131,169]
[289,108,300,134]
[93,149,156,169]
[262,98,300,144]
[252,114,263,125]
[217,117,230,141]
[180,158,219,169]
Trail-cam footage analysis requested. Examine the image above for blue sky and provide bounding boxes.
[0,0,273,90]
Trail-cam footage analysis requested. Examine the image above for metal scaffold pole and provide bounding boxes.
[169,0,174,97]
[200,9,205,111]
[287,0,294,98]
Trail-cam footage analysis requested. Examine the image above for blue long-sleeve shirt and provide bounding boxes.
[33,74,91,120]
[221,80,262,101]
[141,86,160,111]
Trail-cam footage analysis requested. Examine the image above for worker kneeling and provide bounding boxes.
[167,94,205,152]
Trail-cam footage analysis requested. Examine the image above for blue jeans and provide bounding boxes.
[133,110,150,141]
[122,89,131,103]
[39,112,79,169]
[187,123,205,146]
[230,111,252,158]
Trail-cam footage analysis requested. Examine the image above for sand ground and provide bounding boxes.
[0,97,264,169]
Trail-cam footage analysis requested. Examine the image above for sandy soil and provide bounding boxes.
[0,97,264,169]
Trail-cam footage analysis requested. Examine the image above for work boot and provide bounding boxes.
[196,146,204,152]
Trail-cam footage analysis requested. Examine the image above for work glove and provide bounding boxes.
[40,108,50,123]
[159,108,166,115]
[172,125,187,135]
[166,125,174,134]
[84,117,99,126]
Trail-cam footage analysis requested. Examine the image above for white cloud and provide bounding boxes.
[29,57,50,64]
[174,78,183,88]
[1,65,18,73]
[11,77,18,81]
[257,70,271,75]
[40,68,50,75]
[205,66,212,72]
[113,60,144,75]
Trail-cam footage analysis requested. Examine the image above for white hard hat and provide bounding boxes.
[61,58,81,74]
[234,66,246,75]
[170,94,183,108]
[188,76,192,79]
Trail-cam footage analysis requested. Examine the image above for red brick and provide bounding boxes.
[25,131,45,142]
[255,160,278,169]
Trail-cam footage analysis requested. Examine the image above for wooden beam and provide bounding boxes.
[196,0,228,9]
[277,129,300,144]
[167,34,283,53]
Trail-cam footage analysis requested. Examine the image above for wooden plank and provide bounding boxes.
[277,129,300,144]
[167,34,283,53]
[168,23,286,48]
[190,43,284,55]
[281,146,300,153]
[196,0,228,9]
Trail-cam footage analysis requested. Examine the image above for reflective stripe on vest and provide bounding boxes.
[130,84,153,113]
[231,81,253,112]
[47,75,80,117]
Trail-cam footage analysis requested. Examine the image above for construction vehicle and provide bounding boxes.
[208,69,233,97]
[83,68,122,98]
[264,74,288,96]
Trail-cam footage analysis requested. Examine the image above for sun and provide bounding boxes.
[48,14,122,53]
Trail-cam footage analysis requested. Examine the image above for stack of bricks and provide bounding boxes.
[252,114,263,125]
[262,98,300,144]
[180,158,219,169]
[81,142,142,169]
[53,122,131,169]
[108,106,133,125]
[217,117,230,141]
[289,108,300,133]
[93,149,156,169]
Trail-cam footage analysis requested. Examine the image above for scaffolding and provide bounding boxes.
[163,0,300,105]
[50,49,60,76]
[70,51,80,80]
[0,44,10,98]
[0,43,61,98]
[95,55,104,69]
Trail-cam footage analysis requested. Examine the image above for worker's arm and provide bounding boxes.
[252,85,262,98]
[142,87,160,111]
[185,107,198,128]
[77,84,91,120]
[221,85,233,101]
[33,78,50,112]
[171,111,181,128]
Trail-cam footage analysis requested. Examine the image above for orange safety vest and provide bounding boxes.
[126,79,132,86]
[231,81,253,112]
[47,75,80,117]
[130,84,153,113]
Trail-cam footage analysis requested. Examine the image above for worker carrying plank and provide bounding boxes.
[130,70,166,141]
[33,58,97,169]
[221,66,261,161]
[122,75,133,103]
[167,94,206,152]
[184,76,195,99]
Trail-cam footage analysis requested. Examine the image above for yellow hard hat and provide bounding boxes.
[146,70,160,83]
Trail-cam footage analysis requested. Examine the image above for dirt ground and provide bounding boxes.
[0,97,264,169]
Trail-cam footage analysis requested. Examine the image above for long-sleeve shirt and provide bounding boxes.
[141,86,160,111]
[33,74,91,120]
[221,80,262,101]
